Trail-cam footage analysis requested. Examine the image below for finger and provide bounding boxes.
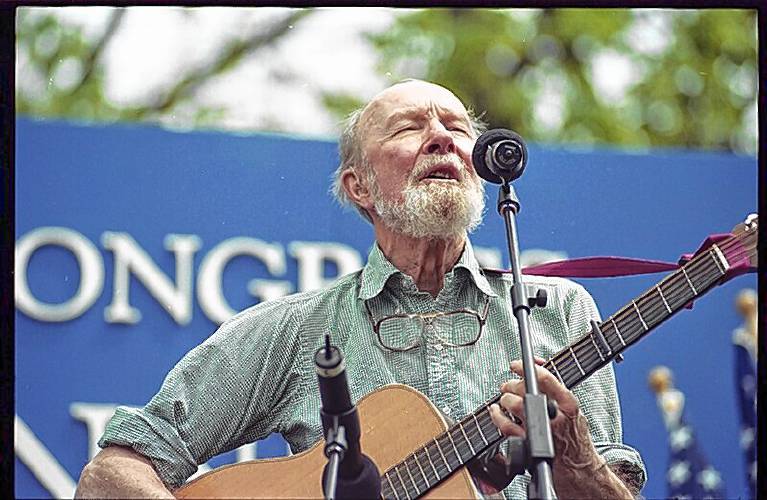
[489,403,525,437]
[529,365,579,416]
[498,393,526,424]
[500,379,525,395]
[510,361,579,416]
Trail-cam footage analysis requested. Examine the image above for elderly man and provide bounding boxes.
[76,80,645,498]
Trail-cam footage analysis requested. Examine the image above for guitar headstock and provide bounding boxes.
[731,214,758,266]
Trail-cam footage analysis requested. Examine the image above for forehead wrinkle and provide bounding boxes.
[384,103,470,128]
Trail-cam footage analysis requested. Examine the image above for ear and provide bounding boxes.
[341,168,374,210]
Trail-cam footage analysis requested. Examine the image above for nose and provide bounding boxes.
[422,120,455,155]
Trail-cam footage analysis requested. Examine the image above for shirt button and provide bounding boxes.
[433,343,443,351]
[442,406,451,415]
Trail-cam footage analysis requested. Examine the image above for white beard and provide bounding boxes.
[372,155,486,239]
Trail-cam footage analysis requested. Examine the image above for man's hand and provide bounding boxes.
[489,360,635,499]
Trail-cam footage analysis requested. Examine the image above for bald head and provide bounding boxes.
[332,80,485,221]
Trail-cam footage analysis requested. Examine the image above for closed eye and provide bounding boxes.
[395,125,420,134]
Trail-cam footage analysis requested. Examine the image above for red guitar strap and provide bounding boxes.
[484,233,756,309]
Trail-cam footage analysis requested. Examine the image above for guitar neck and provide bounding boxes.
[380,227,757,500]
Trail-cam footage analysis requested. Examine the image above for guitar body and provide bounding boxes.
[175,384,479,499]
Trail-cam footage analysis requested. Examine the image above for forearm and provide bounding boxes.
[551,412,634,499]
[553,457,634,499]
[75,446,175,499]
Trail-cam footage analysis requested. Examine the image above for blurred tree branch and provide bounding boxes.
[332,8,756,154]
[65,9,126,98]
[16,8,313,127]
[132,9,311,118]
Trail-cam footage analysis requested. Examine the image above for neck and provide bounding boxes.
[373,222,466,297]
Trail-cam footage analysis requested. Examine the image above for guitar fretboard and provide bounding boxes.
[380,226,756,500]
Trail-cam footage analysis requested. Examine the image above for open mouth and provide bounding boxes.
[420,165,461,182]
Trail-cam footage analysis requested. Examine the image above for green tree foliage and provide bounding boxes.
[326,9,757,154]
[16,8,311,128]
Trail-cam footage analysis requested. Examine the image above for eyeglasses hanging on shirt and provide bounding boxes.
[364,294,491,352]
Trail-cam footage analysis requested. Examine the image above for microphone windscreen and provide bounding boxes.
[471,128,527,184]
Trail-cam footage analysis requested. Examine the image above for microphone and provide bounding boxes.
[315,334,381,499]
[471,128,528,184]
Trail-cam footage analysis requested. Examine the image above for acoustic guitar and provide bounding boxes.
[175,215,758,499]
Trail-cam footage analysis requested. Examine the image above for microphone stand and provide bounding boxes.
[322,415,347,500]
[496,182,558,500]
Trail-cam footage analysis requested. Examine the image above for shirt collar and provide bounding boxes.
[358,238,497,300]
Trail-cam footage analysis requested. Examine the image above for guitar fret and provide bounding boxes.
[681,268,697,294]
[588,330,606,361]
[657,285,672,314]
[632,300,648,331]
[549,359,565,384]
[710,245,729,274]
[446,431,464,464]
[483,407,504,438]
[385,472,400,500]
[569,346,585,376]
[394,466,411,500]
[423,445,441,481]
[472,413,489,446]
[610,318,627,346]
[412,453,430,488]
[433,438,450,469]
[403,460,419,493]
[458,422,476,455]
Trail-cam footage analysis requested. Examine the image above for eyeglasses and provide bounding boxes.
[364,295,491,352]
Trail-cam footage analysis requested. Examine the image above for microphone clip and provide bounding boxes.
[320,408,357,459]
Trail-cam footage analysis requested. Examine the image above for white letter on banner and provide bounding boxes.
[102,232,201,325]
[69,403,127,461]
[15,415,76,499]
[15,227,104,322]
[288,242,362,292]
[197,237,291,325]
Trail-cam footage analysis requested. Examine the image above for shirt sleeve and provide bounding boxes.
[563,282,648,491]
[98,299,305,489]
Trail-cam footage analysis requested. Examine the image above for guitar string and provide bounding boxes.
[384,231,758,499]
[539,241,725,387]
[382,229,757,498]
[559,233,756,386]
[562,232,757,382]
[415,232,759,489]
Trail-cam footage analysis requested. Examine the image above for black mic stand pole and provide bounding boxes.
[497,182,557,500]
[322,415,346,500]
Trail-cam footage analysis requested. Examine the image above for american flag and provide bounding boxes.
[733,328,757,498]
[649,366,726,499]
[664,411,726,499]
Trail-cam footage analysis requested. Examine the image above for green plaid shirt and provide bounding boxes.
[100,239,646,497]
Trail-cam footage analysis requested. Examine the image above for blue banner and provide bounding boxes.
[15,118,756,498]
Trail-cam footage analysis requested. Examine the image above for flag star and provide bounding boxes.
[697,467,722,491]
[667,460,691,486]
[740,427,755,449]
[670,426,693,451]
